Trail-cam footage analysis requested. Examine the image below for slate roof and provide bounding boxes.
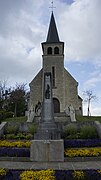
[46,12,60,43]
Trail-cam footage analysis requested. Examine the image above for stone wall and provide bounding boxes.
[43,54,65,112]
[64,69,81,114]
[29,69,43,111]
[0,122,7,138]
[6,122,37,133]
[29,41,82,116]
[94,121,101,138]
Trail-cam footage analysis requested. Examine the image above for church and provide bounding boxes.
[28,12,82,121]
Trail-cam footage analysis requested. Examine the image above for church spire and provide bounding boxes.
[46,12,60,43]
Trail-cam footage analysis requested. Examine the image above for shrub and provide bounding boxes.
[6,125,18,134]
[3,133,33,140]
[5,111,14,118]
[15,133,26,140]
[28,124,37,135]
[0,111,13,121]
[25,133,33,140]
[0,111,5,120]
[5,134,15,139]
[80,125,98,139]
[63,124,78,139]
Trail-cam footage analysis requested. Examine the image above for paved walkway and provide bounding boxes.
[0,161,101,170]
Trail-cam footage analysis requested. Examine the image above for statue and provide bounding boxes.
[69,104,76,122]
[35,101,42,116]
[45,84,50,99]
[64,105,70,116]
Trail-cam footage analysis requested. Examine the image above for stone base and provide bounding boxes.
[34,122,60,140]
[30,140,64,162]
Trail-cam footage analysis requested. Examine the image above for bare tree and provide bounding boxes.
[83,90,97,116]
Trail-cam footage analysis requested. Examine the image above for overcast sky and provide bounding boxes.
[0,0,101,116]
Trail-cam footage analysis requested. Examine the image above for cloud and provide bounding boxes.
[91,107,101,116]
[58,0,101,62]
[0,0,46,86]
[83,102,101,116]
[1,0,101,85]
[83,70,101,88]
[0,0,101,115]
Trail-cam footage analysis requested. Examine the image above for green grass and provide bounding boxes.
[2,116,27,122]
[2,115,101,123]
[76,116,101,122]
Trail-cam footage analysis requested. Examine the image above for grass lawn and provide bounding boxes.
[1,115,101,123]
[76,116,101,122]
[2,116,27,123]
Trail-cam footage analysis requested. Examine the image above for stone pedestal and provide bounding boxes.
[30,140,64,162]
[34,72,60,140]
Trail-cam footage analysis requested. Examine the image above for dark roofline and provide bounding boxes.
[46,12,60,43]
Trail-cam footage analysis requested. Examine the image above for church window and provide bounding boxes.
[47,47,52,54]
[54,47,59,54]
[52,66,55,87]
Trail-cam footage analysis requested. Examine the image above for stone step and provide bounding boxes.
[34,113,71,123]
[1,156,101,162]
[0,159,101,170]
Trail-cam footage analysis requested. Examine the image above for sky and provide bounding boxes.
[0,0,101,116]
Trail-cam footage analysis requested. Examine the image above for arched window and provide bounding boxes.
[54,47,59,54]
[47,47,52,55]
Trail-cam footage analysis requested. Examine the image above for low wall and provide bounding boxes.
[0,122,7,138]
[94,121,101,139]
[7,122,37,133]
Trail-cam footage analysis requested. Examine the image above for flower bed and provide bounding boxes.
[0,140,30,148]
[0,140,30,157]
[1,140,101,158]
[20,169,55,180]
[55,170,101,180]
[64,139,101,148]
[1,169,101,180]
[64,147,101,157]
[1,139,101,149]
[0,147,30,157]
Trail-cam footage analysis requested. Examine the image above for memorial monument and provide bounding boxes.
[30,72,64,161]
[34,72,60,140]
[29,10,83,162]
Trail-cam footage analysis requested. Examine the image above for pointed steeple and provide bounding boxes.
[46,12,60,43]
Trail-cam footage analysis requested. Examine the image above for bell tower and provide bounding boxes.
[41,12,65,112]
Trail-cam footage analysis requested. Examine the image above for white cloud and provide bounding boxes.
[83,70,101,88]
[0,0,101,115]
[91,107,101,116]
[83,101,101,116]
[58,0,101,62]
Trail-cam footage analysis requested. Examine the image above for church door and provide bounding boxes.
[53,98,60,113]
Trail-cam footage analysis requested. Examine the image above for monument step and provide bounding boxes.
[34,113,71,123]
[1,156,101,163]
[54,112,67,117]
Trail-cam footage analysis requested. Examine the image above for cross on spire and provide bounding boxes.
[49,1,56,12]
